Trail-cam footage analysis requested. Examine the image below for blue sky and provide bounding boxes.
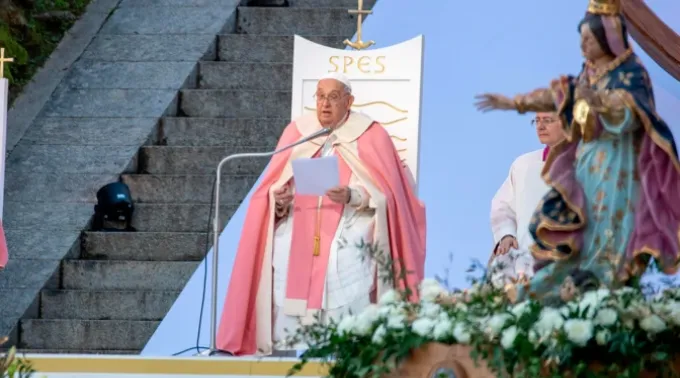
[143,0,680,355]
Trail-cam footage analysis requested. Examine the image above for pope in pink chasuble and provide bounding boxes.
[216,74,426,356]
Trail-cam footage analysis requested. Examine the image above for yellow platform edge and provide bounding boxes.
[21,355,327,376]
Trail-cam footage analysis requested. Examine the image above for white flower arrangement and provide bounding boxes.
[287,277,680,378]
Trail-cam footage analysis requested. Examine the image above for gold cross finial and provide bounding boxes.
[0,48,14,80]
[343,0,375,50]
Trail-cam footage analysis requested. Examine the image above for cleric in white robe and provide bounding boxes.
[488,112,565,287]
[215,73,426,356]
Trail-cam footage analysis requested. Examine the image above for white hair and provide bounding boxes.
[319,72,352,94]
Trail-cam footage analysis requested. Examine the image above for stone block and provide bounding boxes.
[122,174,258,203]
[6,145,139,175]
[3,202,92,230]
[40,88,179,118]
[4,173,118,203]
[62,61,197,90]
[0,288,41,336]
[0,260,60,290]
[158,117,285,147]
[100,6,235,35]
[218,35,346,63]
[236,7,356,36]
[20,319,159,350]
[130,203,238,232]
[198,62,291,90]
[139,146,268,174]
[20,117,158,146]
[81,231,207,261]
[40,290,180,320]
[6,231,80,260]
[289,0,376,7]
[119,0,238,6]
[61,260,199,291]
[82,34,217,62]
[180,89,290,118]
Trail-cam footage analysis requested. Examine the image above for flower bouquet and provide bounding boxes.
[286,262,680,378]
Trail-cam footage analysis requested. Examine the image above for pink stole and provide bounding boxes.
[286,151,353,310]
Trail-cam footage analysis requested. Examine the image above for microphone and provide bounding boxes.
[198,125,332,356]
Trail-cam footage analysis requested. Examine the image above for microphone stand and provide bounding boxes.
[198,126,332,357]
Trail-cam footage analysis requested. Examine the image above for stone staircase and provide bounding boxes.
[15,0,376,354]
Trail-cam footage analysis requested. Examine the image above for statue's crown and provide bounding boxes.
[587,0,621,15]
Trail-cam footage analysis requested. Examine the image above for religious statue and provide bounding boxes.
[475,0,680,303]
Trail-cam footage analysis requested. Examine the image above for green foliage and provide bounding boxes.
[0,338,35,378]
[0,0,91,104]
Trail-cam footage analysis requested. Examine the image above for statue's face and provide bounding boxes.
[580,23,607,61]
[315,79,354,127]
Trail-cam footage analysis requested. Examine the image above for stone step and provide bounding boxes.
[20,319,158,351]
[198,62,291,90]
[131,203,238,232]
[180,89,290,118]
[158,117,286,147]
[139,146,269,175]
[40,290,180,320]
[81,232,208,261]
[290,0,376,7]
[218,34,346,62]
[122,174,258,203]
[61,260,199,291]
[236,7,358,36]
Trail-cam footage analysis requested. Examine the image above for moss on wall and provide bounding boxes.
[0,0,91,105]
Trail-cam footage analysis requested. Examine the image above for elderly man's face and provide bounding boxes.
[315,79,353,127]
[533,112,565,146]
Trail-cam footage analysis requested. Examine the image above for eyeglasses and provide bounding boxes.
[531,118,557,126]
[314,91,347,104]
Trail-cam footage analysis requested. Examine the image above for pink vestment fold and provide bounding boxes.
[0,221,6,269]
[216,114,426,355]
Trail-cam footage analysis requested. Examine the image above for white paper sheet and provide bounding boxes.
[291,156,340,196]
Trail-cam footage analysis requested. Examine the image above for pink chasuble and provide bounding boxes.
[216,113,426,356]
[286,152,352,311]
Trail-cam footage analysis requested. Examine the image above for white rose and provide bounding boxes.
[640,314,667,334]
[453,323,471,344]
[337,315,356,335]
[379,302,406,317]
[528,330,539,345]
[500,326,519,350]
[510,301,531,318]
[595,329,610,345]
[594,308,618,327]
[579,289,610,318]
[386,314,406,329]
[372,325,387,344]
[420,278,447,302]
[433,318,453,340]
[563,319,594,346]
[485,314,511,337]
[419,303,442,319]
[379,289,402,305]
[412,317,435,337]
[535,308,565,339]
[353,305,380,336]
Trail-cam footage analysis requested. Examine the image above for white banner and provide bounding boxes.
[291,35,425,186]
